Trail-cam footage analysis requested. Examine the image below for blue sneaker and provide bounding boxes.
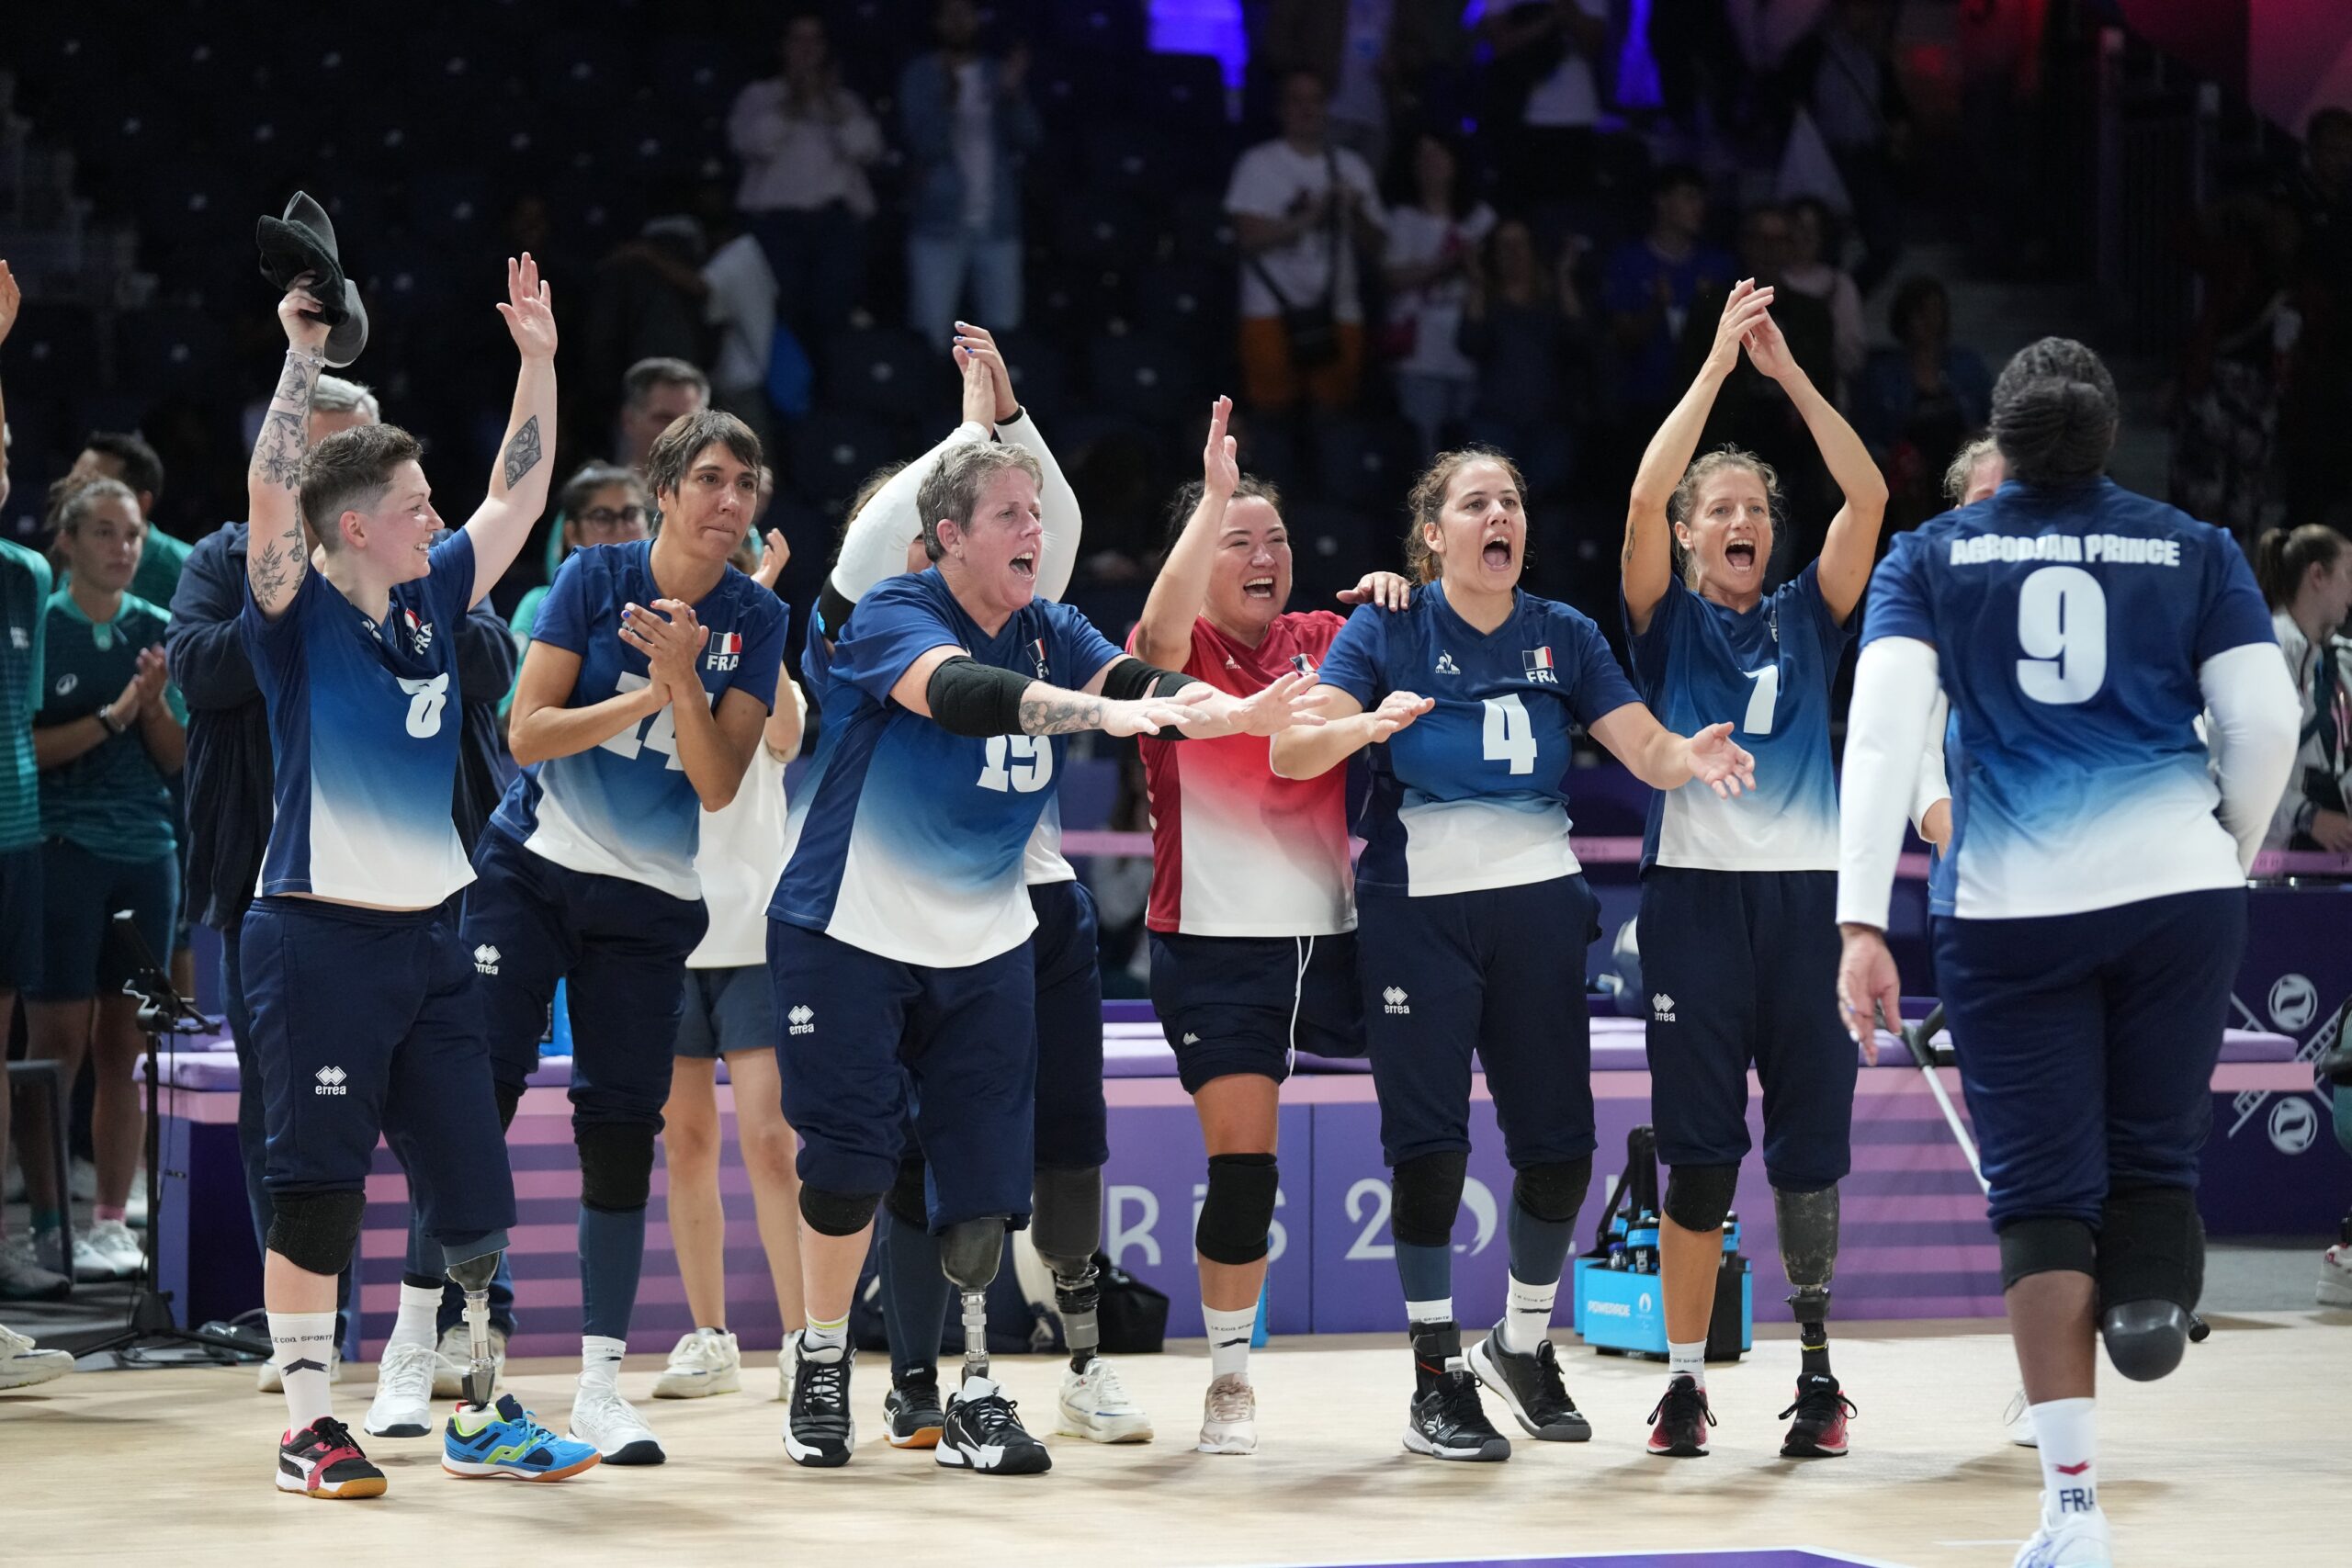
[443,1393,602,1482]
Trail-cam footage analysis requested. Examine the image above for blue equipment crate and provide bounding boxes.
[1571,1256,1751,1360]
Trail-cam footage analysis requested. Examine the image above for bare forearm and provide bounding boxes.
[509,685,666,765]
[1783,368,1888,513]
[1016,682,1114,737]
[248,351,322,609]
[1270,712,1379,780]
[139,705,186,774]
[34,717,109,770]
[667,686,750,810]
[1628,730,1694,790]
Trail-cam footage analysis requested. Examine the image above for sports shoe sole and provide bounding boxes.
[362,1416,431,1439]
[1465,1336,1591,1442]
[276,1472,388,1500]
[784,1429,855,1468]
[1401,1427,1510,1462]
[886,1423,943,1449]
[1056,1407,1155,1443]
[652,1369,743,1399]
[1646,1436,1709,1458]
[935,1440,1051,1474]
[1197,1427,1257,1455]
[1779,1433,1847,1459]
[583,1437,664,1465]
[443,1452,603,1482]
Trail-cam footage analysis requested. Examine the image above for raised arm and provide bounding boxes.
[951,323,1082,602]
[458,255,560,605]
[825,362,994,611]
[1623,281,1774,633]
[247,285,333,618]
[1741,310,1889,622]
[1132,397,1238,671]
[1586,705,1757,795]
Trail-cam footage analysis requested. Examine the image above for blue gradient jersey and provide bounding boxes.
[1317,583,1641,897]
[242,532,476,908]
[1864,478,2276,919]
[488,540,785,901]
[773,570,1123,965]
[1625,560,1849,871]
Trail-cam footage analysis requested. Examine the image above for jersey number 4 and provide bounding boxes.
[599,671,715,769]
[395,674,448,739]
[2015,566,2107,705]
[977,735,1054,793]
[1481,694,1537,775]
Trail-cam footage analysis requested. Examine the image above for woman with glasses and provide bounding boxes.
[501,466,654,715]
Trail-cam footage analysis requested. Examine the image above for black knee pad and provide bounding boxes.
[1773,1183,1840,1293]
[939,1216,1007,1290]
[885,1156,930,1231]
[576,1122,656,1213]
[1390,1151,1468,1248]
[1663,1163,1739,1234]
[1196,1152,1279,1266]
[1997,1214,2098,1290]
[266,1189,368,1277]
[493,1078,524,1132]
[1031,1166,1102,1264]
[799,1184,884,1237]
[1512,1155,1593,1225]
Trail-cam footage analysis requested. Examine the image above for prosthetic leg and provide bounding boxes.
[933,1216,1052,1473]
[447,1247,503,1410]
[1773,1185,1856,1459]
[1035,1166,1152,1443]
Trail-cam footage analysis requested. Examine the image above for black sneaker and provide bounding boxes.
[1645,1374,1716,1458]
[1467,1322,1591,1441]
[937,1374,1052,1474]
[1777,1373,1856,1458]
[1403,1322,1509,1462]
[885,1369,945,1450]
[784,1338,854,1468]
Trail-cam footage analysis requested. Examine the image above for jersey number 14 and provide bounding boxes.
[599,671,716,769]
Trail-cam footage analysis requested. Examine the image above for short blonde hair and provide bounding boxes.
[1942,435,2000,505]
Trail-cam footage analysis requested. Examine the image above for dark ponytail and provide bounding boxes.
[2254,524,2347,611]
[1989,337,2120,486]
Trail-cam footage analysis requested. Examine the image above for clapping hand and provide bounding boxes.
[752,529,790,592]
[1705,279,1774,378]
[953,322,1018,423]
[620,598,707,694]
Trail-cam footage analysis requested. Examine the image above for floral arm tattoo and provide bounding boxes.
[1017,692,1108,736]
[248,350,322,611]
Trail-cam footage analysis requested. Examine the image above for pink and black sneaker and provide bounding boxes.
[277,1416,388,1499]
[1778,1373,1857,1458]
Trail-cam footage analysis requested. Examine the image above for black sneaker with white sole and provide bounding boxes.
[1403,1321,1510,1462]
[784,1338,854,1468]
[885,1369,945,1450]
[937,1374,1051,1474]
[1467,1322,1591,1441]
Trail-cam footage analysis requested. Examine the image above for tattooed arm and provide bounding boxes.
[457,254,560,608]
[246,285,332,619]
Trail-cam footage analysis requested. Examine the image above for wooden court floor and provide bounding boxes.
[3,1313,2337,1567]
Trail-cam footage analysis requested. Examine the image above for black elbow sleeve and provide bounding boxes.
[925,657,1031,737]
[1098,658,1192,703]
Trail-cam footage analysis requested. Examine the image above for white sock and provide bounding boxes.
[1204,1303,1256,1382]
[269,1312,337,1432]
[1499,1274,1558,1355]
[801,1312,848,1355]
[1404,1296,1453,1328]
[388,1282,441,1352]
[581,1333,627,1388]
[2030,1397,2099,1522]
[1668,1338,1708,1387]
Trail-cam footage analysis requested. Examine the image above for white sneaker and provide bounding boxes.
[431,1322,506,1399]
[363,1341,440,1438]
[570,1377,665,1464]
[1198,1372,1258,1455]
[1057,1354,1154,1442]
[2319,1243,2352,1307]
[2013,1500,2111,1567]
[0,1236,71,1303]
[124,1175,150,1230]
[257,1348,341,1393]
[0,1324,74,1390]
[775,1329,801,1401]
[2002,1386,2040,1448]
[85,1219,145,1278]
[36,1225,131,1284]
[653,1326,742,1399]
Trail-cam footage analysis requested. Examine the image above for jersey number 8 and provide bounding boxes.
[396,674,448,739]
[2015,565,2107,705]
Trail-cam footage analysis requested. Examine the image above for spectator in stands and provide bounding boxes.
[69,433,187,605]
[2253,525,2352,853]
[1805,0,1910,294]
[1480,0,1613,210]
[729,10,884,347]
[2171,190,2300,547]
[1603,165,1737,434]
[2280,107,2352,529]
[1781,196,1867,398]
[1854,276,1992,536]
[618,357,711,476]
[24,478,183,1286]
[1383,132,1495,457]
[585,219,716,423]
[1228,69,1387,414]
[899,0,1042,346]
[1460,217,1588,499]
[1258,0,1468,172]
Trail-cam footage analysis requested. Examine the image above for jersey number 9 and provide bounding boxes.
[2015,565,2107,705]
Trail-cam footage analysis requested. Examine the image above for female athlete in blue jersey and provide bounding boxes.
[1619,281,1887,1461]
[1272,448,1754,1463]
[1838,339,2298,1568]
[464,407,786,1466]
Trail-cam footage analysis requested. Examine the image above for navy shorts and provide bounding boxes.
[1935,888,2244,1232]
[1149,928,1364,1093]
[0,843,40,992]
[29,839,177,1002]
[463,829,708,1128]
[1030,879,1108,1170]
[240,897,514,1258]
[1638,866,1853,1191]
[1356,875,1600,1169]
[768,919,1037,1229]
[674,965,778,1059]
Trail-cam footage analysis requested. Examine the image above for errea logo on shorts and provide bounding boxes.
[314,1066,348,1097]
[472,944,501,976]
[787,1005,816,1036]
[1382,986,1410,1015]
[1651,993,1677,1022]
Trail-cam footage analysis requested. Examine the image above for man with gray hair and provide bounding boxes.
[772,430,1322,1474]
[617,355,711,474]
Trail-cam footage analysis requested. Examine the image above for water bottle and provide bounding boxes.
[1720,1211,1741,1265]
[1628,1211,1661,1274]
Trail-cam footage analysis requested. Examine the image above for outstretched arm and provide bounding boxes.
[1131,396,1238,671]
[1587,705,1758,795]
[247,285,333,619]
[1742,310,1889,621]
[458,255,560,606]
[886,645,1197,739]
[1623,280,1774,634]
[1269,689,1433,779]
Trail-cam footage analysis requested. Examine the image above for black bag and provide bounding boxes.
[1247,150,1349,369]
[1093,1252,1170,1354]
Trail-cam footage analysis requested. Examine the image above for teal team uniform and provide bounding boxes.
[0,539,51,989]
